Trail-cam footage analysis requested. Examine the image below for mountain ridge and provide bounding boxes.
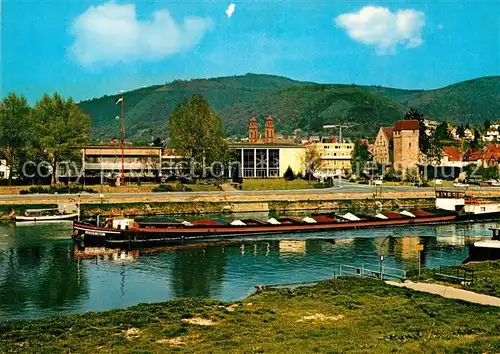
[78,73,500,142]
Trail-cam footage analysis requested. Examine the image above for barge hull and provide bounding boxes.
[73,214,463,247]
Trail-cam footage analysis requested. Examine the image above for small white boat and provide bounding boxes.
[14,208,79,223]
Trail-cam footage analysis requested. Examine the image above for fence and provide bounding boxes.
[339,263,407,282]
[434,265,475,286]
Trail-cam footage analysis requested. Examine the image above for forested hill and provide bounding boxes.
[78,73,500,142]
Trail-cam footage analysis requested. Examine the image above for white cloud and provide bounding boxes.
[226,3,236,18]
[70,1,213,67]
[335,6,425,55]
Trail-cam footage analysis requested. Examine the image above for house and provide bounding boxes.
[424,119,438,136]
[483,126,499,142]
[440,146,465,167]
[462,144,500,167]
[372,127,393,165]
[481,144,500,166]
[0,159,10,180]
[463,148,483,165]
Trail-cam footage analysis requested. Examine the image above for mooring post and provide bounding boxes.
[379,255,384,280]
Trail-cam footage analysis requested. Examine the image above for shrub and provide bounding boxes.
[19,184,97,195]
[152,184,174,193]
[284,166,295,181]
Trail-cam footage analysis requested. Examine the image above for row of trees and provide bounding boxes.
[0,93,91,185]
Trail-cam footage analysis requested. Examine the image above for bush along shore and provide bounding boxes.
[1,277,499,353]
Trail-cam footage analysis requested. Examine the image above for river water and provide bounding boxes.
[0,220,495,320]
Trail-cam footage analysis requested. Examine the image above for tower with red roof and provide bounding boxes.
[264,115,275,143]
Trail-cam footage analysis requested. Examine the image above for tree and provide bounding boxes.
[456,125,465,138]
[32,93,91,185]
[404,108,429,155]
[425,132,443,165]
[169,94,228,177]
[303,144,322,182]
[284,166,295,181]
[351,140,372,177]
[0,93,31,185]
[151,137,164,147]
[435,121,452,142]
[484,120,491,132]
[471,129,480,148]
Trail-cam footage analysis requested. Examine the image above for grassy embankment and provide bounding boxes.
[412,260,500,298]
[1,278,499,353]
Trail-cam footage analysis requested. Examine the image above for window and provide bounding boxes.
[409,143,412,148]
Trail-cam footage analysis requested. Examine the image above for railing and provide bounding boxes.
[339,263,407,282]
[435,265,474,286]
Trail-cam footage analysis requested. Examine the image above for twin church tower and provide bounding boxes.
[248,116,276,144]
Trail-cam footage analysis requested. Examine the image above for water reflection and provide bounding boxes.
[0,221,496,320]
[0,223,88,318]
[171,247,227,298]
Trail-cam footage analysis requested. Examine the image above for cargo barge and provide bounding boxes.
[72,190,500,248]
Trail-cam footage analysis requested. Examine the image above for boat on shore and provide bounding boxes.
[72,190,500,248]
[16,208,79,223]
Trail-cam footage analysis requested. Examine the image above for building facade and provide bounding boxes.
[393,120,420,173]
[82,145,162,180]
[311,140,354,176]
[372,127,393,165]
[229,144,305,178]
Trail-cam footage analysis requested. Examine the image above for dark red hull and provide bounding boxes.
[73,213,458,247]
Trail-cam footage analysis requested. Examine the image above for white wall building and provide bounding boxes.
[0,160,10,180]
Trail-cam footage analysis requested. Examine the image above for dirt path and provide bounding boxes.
[386,280,500,307]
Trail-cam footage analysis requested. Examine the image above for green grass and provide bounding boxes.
[242,178,325,191]
[1,278,499,353]
[411,261,500,298]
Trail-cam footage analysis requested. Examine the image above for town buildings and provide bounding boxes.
[229,117,355,178]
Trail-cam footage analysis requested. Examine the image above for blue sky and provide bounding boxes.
[2,0,499,104]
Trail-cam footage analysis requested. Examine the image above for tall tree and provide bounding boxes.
[351,140,372,177]
[404,108,429,155]
[435,121,452,141]
[0,93,31,185]
[456,125,465,138]
[425,133,443,165]
[303,144,322,182]
[471,129,480,148]
[169,94,228,176]
[32,93,91,185]
[484,120,491,132]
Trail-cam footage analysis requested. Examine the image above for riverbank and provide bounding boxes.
[1,277,499,353]
[0,197,437,220]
